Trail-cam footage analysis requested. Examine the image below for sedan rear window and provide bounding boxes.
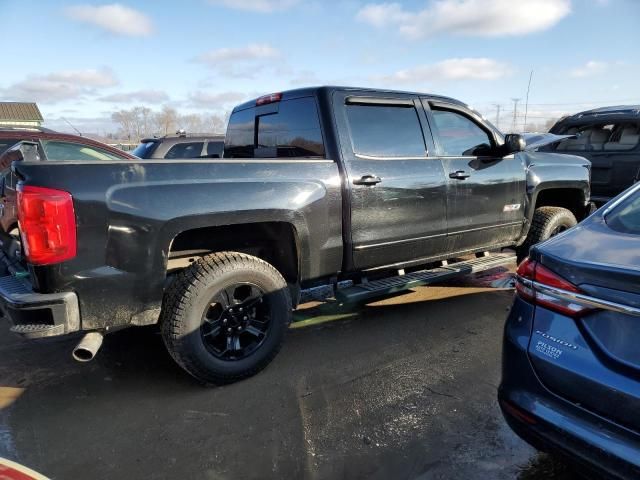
[606,189,640,235]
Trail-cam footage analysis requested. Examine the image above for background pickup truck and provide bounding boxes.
[0,86,592,384]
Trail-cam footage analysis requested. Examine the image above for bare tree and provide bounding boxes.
[155,106,178,136]
[111,106,229,141]
[111,109,137,141]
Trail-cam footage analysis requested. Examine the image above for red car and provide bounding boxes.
[0,127,134,233]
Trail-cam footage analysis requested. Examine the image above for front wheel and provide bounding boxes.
[516,207,577,262]
[161,252,292,385]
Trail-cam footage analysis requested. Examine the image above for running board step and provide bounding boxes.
[335,253,516,303]
[10,323,65,339]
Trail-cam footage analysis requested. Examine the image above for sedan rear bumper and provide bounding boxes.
[500,298,640,480]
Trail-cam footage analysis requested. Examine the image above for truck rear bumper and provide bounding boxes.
[0,274,80,338]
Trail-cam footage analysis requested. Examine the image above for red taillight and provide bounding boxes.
[17,185,77,265]
[256,92,282,106]
[515,257,588,317]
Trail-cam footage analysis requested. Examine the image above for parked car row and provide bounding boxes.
[0,87,638,478]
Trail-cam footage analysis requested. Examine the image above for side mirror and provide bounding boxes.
[503,134,526,155]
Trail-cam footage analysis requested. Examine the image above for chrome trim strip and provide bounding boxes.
[354,232,447,250]
[355,221,523,251]
[602,182,640,217]
[531,281,640,317]
[448,221,523,236]
[354,153,428,161]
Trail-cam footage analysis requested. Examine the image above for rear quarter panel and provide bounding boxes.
[13,159,343,329]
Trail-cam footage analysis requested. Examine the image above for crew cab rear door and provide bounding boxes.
[333,91,448,270]
[424,100,526,253]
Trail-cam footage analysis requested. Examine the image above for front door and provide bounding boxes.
[333,92,448,271]
[425,101,526,253]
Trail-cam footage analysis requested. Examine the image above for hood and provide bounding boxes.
[522,133,575,151]
[517,150,591,169]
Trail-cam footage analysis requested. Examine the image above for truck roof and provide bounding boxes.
[232,86,468,112]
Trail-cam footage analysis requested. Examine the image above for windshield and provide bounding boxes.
[132,141,159,158]
[606,187,640,235]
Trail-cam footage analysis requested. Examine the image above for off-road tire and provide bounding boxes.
[160,252,292,385]
[516,207,577,262]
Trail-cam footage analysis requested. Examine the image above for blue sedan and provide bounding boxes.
[499,182,640,479]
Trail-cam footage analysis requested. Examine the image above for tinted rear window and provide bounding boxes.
[164,142,204,159]
[225,97,325,158]
[606,189,640,235]
[132,141,159,158]
[206,141,224,158]
[345,105,427,158]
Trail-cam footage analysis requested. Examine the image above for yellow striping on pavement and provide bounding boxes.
[0,386,24,409]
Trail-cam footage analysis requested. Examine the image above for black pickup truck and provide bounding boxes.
[0,86,592,384]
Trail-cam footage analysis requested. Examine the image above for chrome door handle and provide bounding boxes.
[449,170,470,180]
[353,175,382,186]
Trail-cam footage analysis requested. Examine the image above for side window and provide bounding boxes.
[345,105,427,158]
[42,141,123,161]
[164,142,204,159]
[205,141,224,158]
[603,124,639,151]
[256,98,325,158]
[224,109,255,158]
[431,109,493,156]
[224,97,325,158]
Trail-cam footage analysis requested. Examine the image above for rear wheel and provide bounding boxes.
[516,207,577,262]
[161,252,292,384]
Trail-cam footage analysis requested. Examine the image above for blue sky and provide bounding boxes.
[1,0,639,133]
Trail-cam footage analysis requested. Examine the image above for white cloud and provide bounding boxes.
[99,89,170,103]
[379,58,512,85]
[195,44,281,65]
[207,0,299,13]
[570,60,608,77]
[194,44,282,78]
[65,3,153,36]
[0,68,119,103]
[357,0,571,38]
[187,91,248,108]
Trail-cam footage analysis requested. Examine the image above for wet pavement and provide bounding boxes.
[0,266,583,479]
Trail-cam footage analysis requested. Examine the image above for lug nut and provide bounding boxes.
[237,326,242,331]
[227,328,232,333]
[243,316,248,321]
[239,307,243,312]
[222,319,227,324]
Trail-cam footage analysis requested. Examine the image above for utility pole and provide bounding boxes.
[493,104,501,130]
[511,98,521,132]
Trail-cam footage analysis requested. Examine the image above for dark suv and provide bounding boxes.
[544,105,640,204]
[132,133,225,159]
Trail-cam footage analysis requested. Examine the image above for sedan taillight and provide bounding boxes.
[515,258,590,317]
[17,185,77,265]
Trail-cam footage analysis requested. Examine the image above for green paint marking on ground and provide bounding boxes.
[291,302,361,329]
